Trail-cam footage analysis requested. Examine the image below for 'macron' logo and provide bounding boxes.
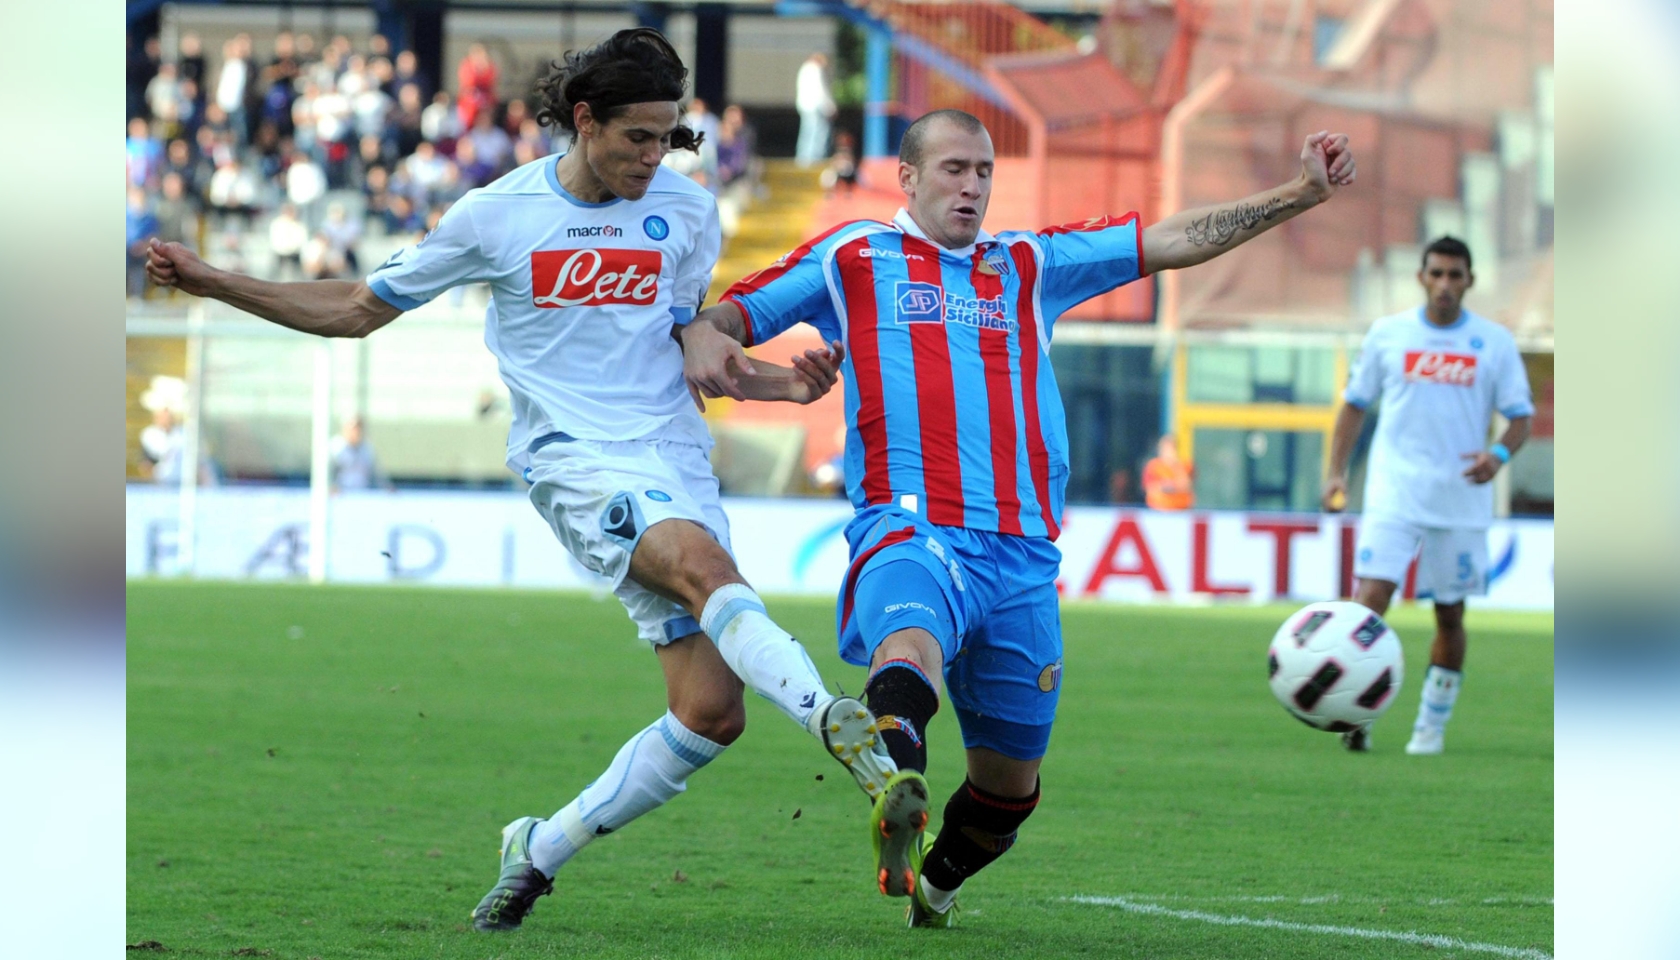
[1404,351,1477,386]
[531,248,662,308]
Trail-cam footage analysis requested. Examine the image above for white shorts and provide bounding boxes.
[1353,517,1488,605]
[525,436,731,645]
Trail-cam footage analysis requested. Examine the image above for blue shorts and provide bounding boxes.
[837,505,1063,760]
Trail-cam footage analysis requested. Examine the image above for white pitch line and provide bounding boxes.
[1089,893,1553,907]
[1065,895,1553,960]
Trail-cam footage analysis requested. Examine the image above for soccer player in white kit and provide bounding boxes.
[1323,236,1534,755]
[144,28,902,932]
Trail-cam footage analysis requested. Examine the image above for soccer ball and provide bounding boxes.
[1267,601,1404,732]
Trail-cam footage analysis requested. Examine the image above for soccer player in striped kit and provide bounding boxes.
[682,109,1357,927]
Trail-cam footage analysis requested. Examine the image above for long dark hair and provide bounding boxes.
[533,28,702,152]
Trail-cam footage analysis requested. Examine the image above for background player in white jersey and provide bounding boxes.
[1323,236,1533,755]
[144,27,901,932]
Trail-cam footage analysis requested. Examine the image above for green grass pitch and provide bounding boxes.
[128,583,1552,959]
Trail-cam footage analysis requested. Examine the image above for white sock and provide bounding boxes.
[1413,665,1463,732]
[527,711,725,877]
[700,583,830,726]
[920,874,959,912]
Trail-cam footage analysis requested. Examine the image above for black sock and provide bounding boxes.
[921,778,1040,892]
[863,659,939,774]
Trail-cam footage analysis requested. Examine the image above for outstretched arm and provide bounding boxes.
[145,238,401,338]
[1143,131,1356,275]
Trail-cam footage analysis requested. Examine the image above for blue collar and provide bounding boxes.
[546,155,623,208]
[1418,306,1469,331]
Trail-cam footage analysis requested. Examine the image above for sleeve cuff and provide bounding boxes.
[1133,215,1146,278]
[722,295,756,347]
[1343,394,1371,410]
[1500,405,1535,419]
[669,305,697,327]
[368,277,427,312]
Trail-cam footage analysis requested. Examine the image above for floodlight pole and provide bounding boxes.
[307,340,333,584]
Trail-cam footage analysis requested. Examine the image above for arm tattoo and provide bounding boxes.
[1184,197,1294,247]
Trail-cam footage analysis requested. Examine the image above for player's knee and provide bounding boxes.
[673,693,748,746]
[693,709,747,746]
[872,628,942,675]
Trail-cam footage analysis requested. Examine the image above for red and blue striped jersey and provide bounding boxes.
[722,209,1145,539]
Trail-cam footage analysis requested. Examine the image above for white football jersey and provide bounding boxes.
[1344,308,1534,529]
[368,157,720,470]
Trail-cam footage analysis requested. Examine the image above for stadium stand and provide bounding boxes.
[125,0,1551,515]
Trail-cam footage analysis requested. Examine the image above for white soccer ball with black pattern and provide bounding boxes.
[1267,601,1404,732]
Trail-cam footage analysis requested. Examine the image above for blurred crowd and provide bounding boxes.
[126,31,764,299]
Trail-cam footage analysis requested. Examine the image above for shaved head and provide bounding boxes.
[899,109,986,169]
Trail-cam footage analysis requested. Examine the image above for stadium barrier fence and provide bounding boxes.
[125,483,1554,611]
